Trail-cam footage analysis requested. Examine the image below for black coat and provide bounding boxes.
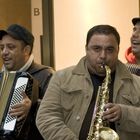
[21,62,54,140]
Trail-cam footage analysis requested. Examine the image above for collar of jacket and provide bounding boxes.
[115,60,133,80]
[72,56,90,78]
[72,56,133,81]
[27,61,53,74]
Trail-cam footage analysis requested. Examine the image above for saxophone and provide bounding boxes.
[87,65,119,140]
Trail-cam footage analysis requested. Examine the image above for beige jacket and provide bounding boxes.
[36,57,140,140]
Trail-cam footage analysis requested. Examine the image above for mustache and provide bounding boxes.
[99,61,106,66]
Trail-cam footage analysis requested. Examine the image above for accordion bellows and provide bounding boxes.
[126,63,140,76]
[0,71,38,136]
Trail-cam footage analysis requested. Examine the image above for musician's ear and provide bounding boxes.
[24,45,31,55]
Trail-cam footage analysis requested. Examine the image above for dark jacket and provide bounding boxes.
[21,62,54,140]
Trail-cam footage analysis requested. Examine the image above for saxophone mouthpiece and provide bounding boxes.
[101,63,105,69]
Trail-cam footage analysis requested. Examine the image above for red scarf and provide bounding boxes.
[125,47,136,64]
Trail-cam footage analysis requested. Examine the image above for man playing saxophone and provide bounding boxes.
[36,25,140,140]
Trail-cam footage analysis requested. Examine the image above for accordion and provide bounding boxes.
[0,71,38,136]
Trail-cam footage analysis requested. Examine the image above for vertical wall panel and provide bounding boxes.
[31,0,42,64]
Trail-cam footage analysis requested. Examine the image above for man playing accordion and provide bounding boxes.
[0,24,54,140]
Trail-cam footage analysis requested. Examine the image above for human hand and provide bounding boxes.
[103,103,121,122]
[9,92,32,121]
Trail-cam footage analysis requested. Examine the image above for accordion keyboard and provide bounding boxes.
[3,77,28,131]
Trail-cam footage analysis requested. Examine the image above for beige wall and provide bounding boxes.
[53,0,139,70]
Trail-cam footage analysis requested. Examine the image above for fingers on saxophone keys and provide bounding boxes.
[109,114,118,122]
[109,112,118,121]
[103,109,117,122]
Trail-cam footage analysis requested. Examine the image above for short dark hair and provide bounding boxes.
[86,25,120,46]
[0,24,34,54]
[132,17,140,26]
